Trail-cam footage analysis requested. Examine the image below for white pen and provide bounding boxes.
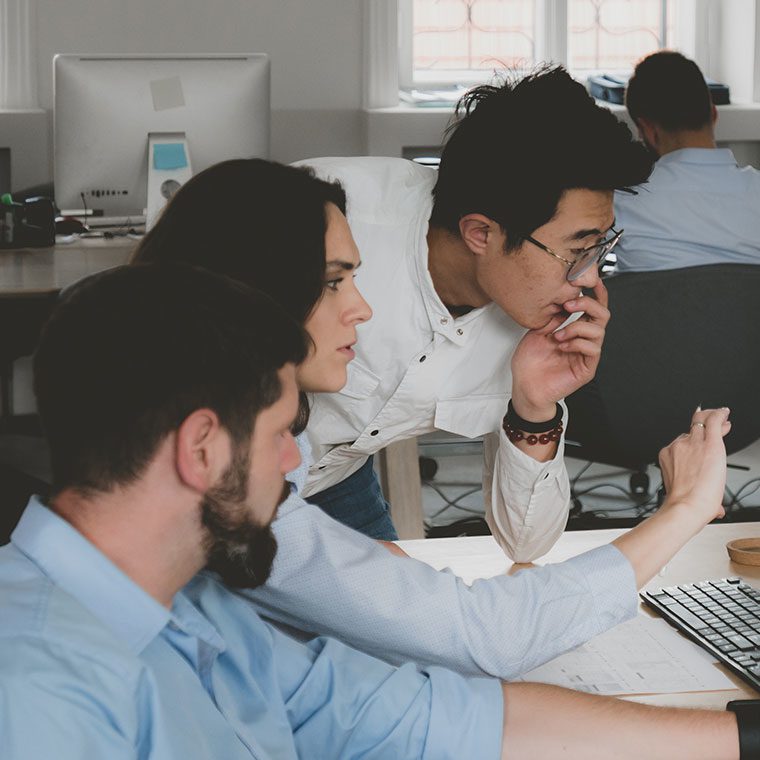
[552,309,585,333]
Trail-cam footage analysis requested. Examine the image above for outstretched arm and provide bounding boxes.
[613,406,730,588]
[248,411,729,681]
[250,493,636,679]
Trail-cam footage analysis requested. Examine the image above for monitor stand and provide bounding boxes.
[146,132,193,230]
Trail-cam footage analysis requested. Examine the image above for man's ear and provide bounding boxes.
[636,117,660,153]
[175,409,228,493]
[458,214,498,257]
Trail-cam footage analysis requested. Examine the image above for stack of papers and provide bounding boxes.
[516,615,735,696]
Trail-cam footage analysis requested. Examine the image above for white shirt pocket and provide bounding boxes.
[434,394,506,438]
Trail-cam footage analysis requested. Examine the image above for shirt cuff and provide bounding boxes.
[497,402,568,490]
[563,543,639,629]
[423,668,503,760]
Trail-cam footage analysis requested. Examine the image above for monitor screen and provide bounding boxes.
[54,54,270,221]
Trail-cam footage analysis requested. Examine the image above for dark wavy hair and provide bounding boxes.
[132,158,347,432]
[430,65,654,249]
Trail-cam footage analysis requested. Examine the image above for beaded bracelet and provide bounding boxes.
[503,401,563,446]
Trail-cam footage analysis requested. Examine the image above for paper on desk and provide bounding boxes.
[515,615,735,695]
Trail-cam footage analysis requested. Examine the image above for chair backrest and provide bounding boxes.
[567,263,760,465]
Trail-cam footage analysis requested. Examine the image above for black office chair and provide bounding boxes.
[0,292,56,544]
[565,263,760,518]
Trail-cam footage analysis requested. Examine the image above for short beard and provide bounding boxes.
[201,443,278,590]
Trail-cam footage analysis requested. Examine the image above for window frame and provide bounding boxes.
[0,0,38,109]
[397,0,689,91]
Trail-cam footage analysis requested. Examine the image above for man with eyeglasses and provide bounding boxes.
[293,65,652,555]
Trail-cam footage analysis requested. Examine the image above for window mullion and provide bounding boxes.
[541,0,568,66]
[0,0,38,108]
[397,0,414,91]
[364,0,400,108]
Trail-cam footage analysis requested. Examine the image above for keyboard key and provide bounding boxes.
[725,634,755,651]
[662,603,713,631]
[651,594,677,606]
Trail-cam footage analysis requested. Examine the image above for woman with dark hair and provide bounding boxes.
[134,158,376,451]
[137,159,340,327]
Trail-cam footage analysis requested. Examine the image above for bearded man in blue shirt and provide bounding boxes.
[0,263,746,759]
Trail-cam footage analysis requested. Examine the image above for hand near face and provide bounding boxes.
[510,279,610,419]
[658,407,731,525]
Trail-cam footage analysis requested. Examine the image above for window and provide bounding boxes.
[0,0,37,108]
[399,0,684,90]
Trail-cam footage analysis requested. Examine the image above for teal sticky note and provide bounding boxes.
[153,143,188,171]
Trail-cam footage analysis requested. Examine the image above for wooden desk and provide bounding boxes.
[377,439,424,539]
[399,522,760,708]
[0,236,137,295]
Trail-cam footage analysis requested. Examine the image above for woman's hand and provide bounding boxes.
[658,407,732,525]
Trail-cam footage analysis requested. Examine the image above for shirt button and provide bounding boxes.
[370,429,379,436]
[456,328,463,336]
[439,317,449,325]
[419,355,426,362]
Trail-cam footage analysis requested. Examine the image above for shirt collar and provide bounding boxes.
[12,497,173,654]
[658,147,736,167]
[413,206,487,346]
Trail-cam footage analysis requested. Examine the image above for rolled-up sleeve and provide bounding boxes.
[274,629,503,759]
[482,402,571,563]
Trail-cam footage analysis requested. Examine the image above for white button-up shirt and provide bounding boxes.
[299,157,571,562]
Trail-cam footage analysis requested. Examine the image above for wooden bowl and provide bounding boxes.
[726,538,760,566]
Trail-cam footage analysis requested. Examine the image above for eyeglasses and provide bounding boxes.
[524,227,624,282]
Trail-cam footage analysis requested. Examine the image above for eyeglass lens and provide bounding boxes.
[567,233,620,281]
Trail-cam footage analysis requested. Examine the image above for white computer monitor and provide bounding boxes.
[54,54,270,224]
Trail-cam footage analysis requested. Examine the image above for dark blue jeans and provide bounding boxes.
[308,456,399,540]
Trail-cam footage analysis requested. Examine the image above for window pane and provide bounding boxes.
[409,0,677,85]
[568,0,676,72]
[412,0,536,75]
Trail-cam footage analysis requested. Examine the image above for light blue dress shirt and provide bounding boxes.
[614,148,760,272]
[0,498,503,759]
[243,434,638,679]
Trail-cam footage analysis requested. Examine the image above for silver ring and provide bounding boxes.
[691,422,706,429]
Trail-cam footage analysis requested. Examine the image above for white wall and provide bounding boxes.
[11,0,368,188]
[34,0,362,111]
[715,0,757,104]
